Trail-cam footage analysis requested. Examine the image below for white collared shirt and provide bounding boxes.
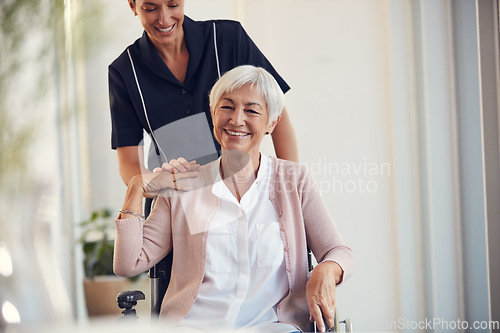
[179,154,297,332]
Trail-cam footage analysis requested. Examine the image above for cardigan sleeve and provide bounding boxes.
[300,168,354,284]
[113,197,173,277]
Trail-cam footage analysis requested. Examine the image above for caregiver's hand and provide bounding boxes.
[306,261,343,332]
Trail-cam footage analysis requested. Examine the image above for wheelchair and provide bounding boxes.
[116,249,352,332]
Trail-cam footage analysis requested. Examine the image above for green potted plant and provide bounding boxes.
[79,208,149,317]
[79,208,116,279]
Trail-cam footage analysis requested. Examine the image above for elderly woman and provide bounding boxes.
[113,65,353,333]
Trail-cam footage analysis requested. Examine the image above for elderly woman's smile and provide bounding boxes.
[225,129,249,137]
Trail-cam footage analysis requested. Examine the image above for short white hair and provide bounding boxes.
[209,65,285,125]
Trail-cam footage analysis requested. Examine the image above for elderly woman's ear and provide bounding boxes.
[266,116,281,135]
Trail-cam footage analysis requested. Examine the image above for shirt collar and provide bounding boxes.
[138,30,176,83]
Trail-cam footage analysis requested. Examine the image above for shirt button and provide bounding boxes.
[280,226,285,232]
[284,247,289,252]
[287,267,291,273]
[278,211,283,217]
[185,108,191,114]
[181,88,188,94]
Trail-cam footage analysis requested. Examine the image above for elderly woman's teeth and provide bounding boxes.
[226,130,247,136]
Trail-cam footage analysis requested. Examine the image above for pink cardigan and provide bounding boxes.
[114,157,354,332]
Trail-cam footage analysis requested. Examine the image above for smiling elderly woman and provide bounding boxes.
[113,65,354,333]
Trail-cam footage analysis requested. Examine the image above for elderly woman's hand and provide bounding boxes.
[119,159,199,220]
[153,157,199,174]
[143,158,200,197]
[119,166,200,220]
[141,165,199,198]
[306,261,344,332]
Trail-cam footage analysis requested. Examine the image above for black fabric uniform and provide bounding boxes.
[109,16,290,169]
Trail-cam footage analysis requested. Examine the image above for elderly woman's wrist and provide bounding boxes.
[330,261,344,284]
[317,261,344,284]
[121,176,146,214]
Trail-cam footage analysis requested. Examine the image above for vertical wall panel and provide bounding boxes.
[478,0,500,326]
[413,0,463,324]
[388,0,426,326]
[452,0,492,327]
